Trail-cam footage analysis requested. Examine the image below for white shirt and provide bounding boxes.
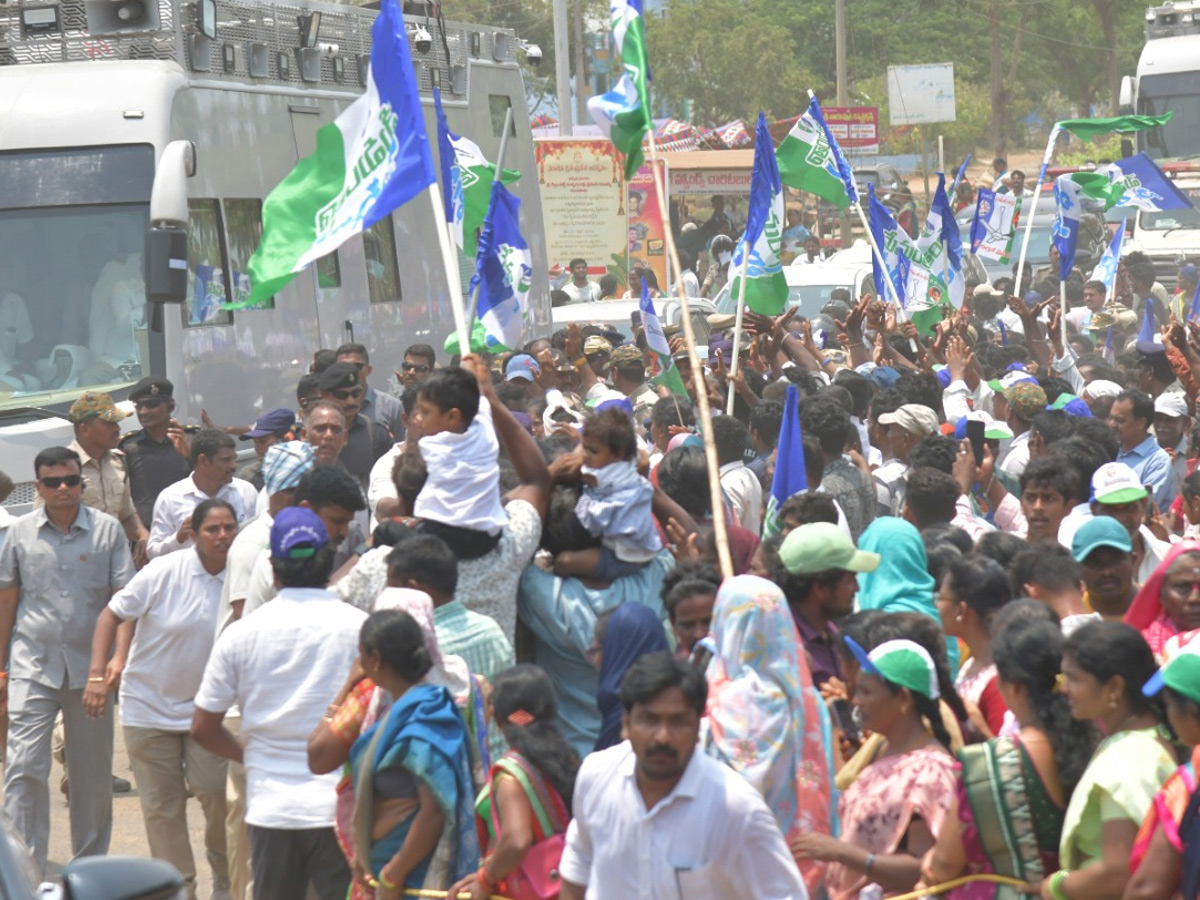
[1057,503,1093,550]
[368,443,405,520]
[109,549,225,731]
[1138,524,1172,584]
[560,741,807,900]
[563,280,601,303]
[194,587,367,829]
[718,461,763,533]
[998,431,1031,478]
[147,475,260,559]
[216,510,272,639]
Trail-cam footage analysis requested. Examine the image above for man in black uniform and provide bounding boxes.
[316,363,393,490]
[119,377,192,527]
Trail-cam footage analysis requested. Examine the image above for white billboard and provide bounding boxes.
[887,64,956,125]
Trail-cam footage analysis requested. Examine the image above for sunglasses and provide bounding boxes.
[329,387,364,400]
[134,398,168,410]
[40,475,82,489]
[401,362,431,374]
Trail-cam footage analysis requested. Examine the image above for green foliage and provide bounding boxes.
[1056,134,1126,166]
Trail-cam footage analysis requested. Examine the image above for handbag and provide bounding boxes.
[488,753,569,900]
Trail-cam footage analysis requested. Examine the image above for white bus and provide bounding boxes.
[0,0,549,509]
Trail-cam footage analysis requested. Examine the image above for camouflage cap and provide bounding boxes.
[607,344,645,369]
[69,391,129,424]
[583,335,613,357]
[1005,381,1048,422]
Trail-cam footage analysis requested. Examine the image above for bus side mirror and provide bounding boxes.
[144,227,187,304]
[144,140,196,307]
[1119,76,1134,115]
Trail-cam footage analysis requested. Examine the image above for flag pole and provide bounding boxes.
[646,131,734,580]
[429,181,471,358]
[463,107,515,331]
[1013,125,1060,299]
[726,239,750,414]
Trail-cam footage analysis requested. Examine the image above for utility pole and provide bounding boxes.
[554,0,573,136]
[835,0,851,247]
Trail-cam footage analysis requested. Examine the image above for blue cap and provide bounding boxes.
[868,366,901,390]
[1071,515,1133,563]
[270,507,329,559]
[935,367,952,388]
[241,407,297,440]
[1023,291,1043,308]
[595,395,634,417]
[505,354,541,382]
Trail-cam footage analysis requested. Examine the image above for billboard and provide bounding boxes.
[628,161,669,294]
[822,107,880,155]
[886,64,956,125]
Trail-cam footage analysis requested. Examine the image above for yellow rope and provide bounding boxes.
[401,890,512,900]
[887,874,1031,900]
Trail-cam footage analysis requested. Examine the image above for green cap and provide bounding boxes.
[779,522,881,575]
[1143,640,1200,705]
[845,637,941,699]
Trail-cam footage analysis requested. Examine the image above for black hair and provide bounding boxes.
[832,370,873,418]
[271,543,337,588]
[802,436,826,486]
[1051,435,1115,496]
[1011,543,1081,597]
[33,446,82,477]
[921,523,974,555]
[894,371,944,419]
[661,559,721,622]
[991,597,1060,632]
[1129,261,1156,287]
[418,368,480,425]
[656,446,711,518]
[1138,352,1176,387]
[1037,375,1074,407]
[1183,469,1200,499]
[619,651,707,715]
[582,407,638,462]
[311,348,338,373]
[387,534,458,597]
[651,395,694,430]
[496,382,528,413]
[404,343,437,367]
[908,435,959,475]
[905,467,960,529]
[1115,389,1155,429]
[946,555,1013,629]
[390,449,427,509]
[191,497,236,531]
[819,384,855,417]
[360,609,433,684]
[710,415,750,466]
[189,429,235,467]
[994,619,1096,795]
[293,466,367,513]
[491,664,580,813]
[778,492,838,527]
[335,342,369,362]
[1030,410,1075,447]
[798,398,850,456]
[870,387,905,424]
[1064,621,1163,720]
[924,541,964,588]
[372,519,415,548]
[749,400,784,451]
[1064,280,1085,304]
[543,486,601,554]
[1019,455,1077,504]
[297,374,321,406]
[974,531,1030,570]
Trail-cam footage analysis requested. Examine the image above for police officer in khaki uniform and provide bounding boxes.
[119,377,192,529]
[606,343,660,424]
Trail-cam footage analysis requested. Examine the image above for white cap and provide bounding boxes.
[878,404,940,438]
[1154,393,1189,419]
[1091,461,1150,505]
[1083,380,1122,400]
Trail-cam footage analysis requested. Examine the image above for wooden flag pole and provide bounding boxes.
[725,239,751,415]
[645,131,734,580]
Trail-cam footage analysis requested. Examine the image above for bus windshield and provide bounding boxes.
[0,146,153,412]
[1138,74,1200,160]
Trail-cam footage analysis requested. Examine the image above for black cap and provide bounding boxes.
[128,376,174,402]
[318,362,361,392]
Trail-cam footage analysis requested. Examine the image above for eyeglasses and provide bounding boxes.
[401,362,431,374]
[329,387,364,400]
[39,475,82,489]
[134,399,168,410]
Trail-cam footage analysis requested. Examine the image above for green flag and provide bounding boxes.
[1058,113,1174,141]
[776,97,858,210]
[586,0,652,180]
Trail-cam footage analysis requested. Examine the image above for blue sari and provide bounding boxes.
[348,682,480,890]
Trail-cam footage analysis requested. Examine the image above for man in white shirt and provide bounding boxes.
[873,404,938,517]
[148,430,259,558]
[192,508,366,900]
[713,416,763,532]
[559,652,806,900]
[562,258,601,303]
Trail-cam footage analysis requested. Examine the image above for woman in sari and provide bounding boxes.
[1040,621,1177,900]
[793,636,959,900]
[1124,542,1200,661]
[448,664,579,900]
[594,603,669,751]
[920,619,1096,900]
[703,575,836,897]
[308,592,484,899]
[1125,638,1200,900]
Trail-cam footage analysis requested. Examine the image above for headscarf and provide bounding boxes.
[703,575,835,896]
[1124,540,1200,659]
[855,518,937,617]
[373,588,472,704]
[595,603,669,751]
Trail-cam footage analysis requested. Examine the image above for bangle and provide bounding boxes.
[1048,870,1070,900]
[377,872,398,891]
[864,852,876,876]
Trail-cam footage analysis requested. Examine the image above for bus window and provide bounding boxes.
[223,198,272,310]
[364,216,402,304]
[316,252,341,290]
[489,94,515,138]
[184,199,232,327]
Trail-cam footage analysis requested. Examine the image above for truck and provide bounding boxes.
[1118,1,1200,287]
[0,0,549,510]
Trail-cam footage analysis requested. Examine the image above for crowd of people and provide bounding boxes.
[4,243,1200,900]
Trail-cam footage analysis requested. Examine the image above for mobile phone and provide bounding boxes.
[966,419,985,467]
[831,698,860,743]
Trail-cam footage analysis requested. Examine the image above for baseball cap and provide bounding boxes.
[779,522,880,575]
[318,362,361,393]
[1090,461,1149,505]
[877,404,939,439]
[242,408,297,440]
[595,394,634,417]
[1154,393,1189,419]
[1071,515,1134,563]
[262,440,316,494]
[128,376,174,402]
[1006,382,1048,422]
[1143,637,1200,704]
[270,507,329,559]
[953,411,1014,441]
[934,367,952,388]
[1048,393,1092,418]
[583,336,613,357]
[868,366,901,390]
[505,354,541,382]
[68,391,129,424]
[1083,380,1122,401]
[607,344,645,370]
[972,283,1001,299]
[844,637,940,699]
[986,370,1038,393]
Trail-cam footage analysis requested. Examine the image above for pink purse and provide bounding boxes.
[488,754,569,900]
